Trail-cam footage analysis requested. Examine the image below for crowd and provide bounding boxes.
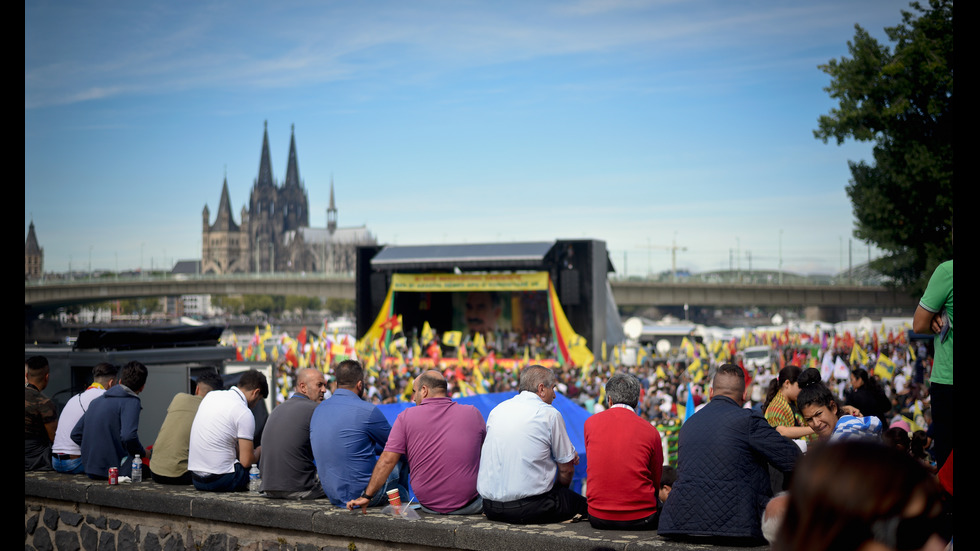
[25,261,953,551]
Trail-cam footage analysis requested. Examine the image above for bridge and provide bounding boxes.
[25,273,917,313]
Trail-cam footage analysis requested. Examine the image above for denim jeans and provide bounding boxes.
[52,455,84,474]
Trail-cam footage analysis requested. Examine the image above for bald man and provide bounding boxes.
[347,370,487,514]
[658,363,800,545]
[260,368,328,499]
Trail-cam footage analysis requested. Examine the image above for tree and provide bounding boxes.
[815,0,952,293]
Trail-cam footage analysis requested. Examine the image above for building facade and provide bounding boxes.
[201,122,375,275]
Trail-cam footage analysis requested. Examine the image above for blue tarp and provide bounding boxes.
[376,392,592,496]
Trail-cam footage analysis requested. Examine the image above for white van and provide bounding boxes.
[741,345,772,373]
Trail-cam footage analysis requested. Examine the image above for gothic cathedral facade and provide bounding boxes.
[201,122,375,275]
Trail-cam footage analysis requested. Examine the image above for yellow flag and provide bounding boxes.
[442,331,462,348]
[421,321,434,346]
[474,332,487,357]
[601,341,607,362]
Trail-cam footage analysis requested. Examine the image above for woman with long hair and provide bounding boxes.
[762,365,815,441]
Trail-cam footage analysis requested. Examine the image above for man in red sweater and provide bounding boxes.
[584,372,664,530]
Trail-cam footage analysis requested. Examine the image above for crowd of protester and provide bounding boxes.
[27,320,952,550]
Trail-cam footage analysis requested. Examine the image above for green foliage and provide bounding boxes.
[325,297,355,315]
[285,295,322,312]
[242,294,285,314]
[213,295,244,315]
[815,0,952,294]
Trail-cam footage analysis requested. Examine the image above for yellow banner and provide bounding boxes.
[390,272,549,292]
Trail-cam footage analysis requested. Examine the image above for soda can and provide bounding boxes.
[108,467,118,485]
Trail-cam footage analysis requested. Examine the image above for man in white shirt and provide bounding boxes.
[188,369,268,492]
[477,364,587,524]
[51,363,118,474]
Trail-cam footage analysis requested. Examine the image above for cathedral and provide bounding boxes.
[201,122,375,275]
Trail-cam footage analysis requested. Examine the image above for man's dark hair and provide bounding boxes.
[335,359,364,387]
[119,361,148,391]
[236,369,269,398]
[417,371,448,395]
[91,362,118,384]
[195,371,224,393]
[26,355,49,376]
[712,363,746,397]
[661,465,678,488]
[605,372,641,408]
[518,364,555,393]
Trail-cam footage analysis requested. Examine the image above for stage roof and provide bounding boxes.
[369,241,555,271]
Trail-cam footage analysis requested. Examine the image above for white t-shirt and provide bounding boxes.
[188,387,255,475]
[52,386,106,455]
[476,391,577,502]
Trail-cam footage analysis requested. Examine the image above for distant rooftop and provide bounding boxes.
[370,241,556,272]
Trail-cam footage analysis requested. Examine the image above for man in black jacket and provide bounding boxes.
[658,363,801,545]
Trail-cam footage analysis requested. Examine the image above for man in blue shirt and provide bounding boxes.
[310,359,408,508]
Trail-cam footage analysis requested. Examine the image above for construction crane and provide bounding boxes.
[638,237,688,282]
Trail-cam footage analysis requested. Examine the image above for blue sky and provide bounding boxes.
[26,1,907,276]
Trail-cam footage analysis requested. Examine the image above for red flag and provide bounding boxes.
[236,347,244,361]
[298,327,308,348]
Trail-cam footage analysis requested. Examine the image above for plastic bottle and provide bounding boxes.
[131,454,142,483]
[249,465,261,492]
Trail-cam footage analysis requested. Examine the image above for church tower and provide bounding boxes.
[201,177,249,274]
[327,177,337,235]
[25,220,43,280]
[247,121,282,272]
[280,124,309,234]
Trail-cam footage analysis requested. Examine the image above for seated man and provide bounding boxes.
[51,363,119,474]
[25,356,59,472]
[658,363,801,545]
[346,370,486,514]
[260,367,328,499]
[188,369,268,492]
[150,371,224,485]
[311,359,407,508]
[71,361,150,480]
[477,365,587,524]
[584,372,664,530]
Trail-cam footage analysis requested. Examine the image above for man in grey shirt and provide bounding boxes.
[260,368,328,499]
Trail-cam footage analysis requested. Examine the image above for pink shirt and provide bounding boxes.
[385,397,486,512]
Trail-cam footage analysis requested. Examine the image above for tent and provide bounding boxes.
[376,391,592,498]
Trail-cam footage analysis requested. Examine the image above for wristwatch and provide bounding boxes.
[359,491,374,500]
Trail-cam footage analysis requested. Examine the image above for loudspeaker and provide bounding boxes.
[560,269,580,305]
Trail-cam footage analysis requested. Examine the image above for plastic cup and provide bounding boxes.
[386,489,401,507]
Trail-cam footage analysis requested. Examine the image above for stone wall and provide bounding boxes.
[25,496,428,551]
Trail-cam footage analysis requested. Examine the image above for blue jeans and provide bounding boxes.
[364,456,410,507]
[52,455,85,474]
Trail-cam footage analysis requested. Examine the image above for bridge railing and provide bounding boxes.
[27,269,890,288]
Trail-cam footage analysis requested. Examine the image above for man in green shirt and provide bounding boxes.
[913,259,952,469]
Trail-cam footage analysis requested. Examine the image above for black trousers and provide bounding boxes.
[483,485,587,525]
[589,510,660,531]
[930,382,953,470]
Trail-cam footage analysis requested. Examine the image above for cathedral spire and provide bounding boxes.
[212,177,239,231]
[284,123,301,189]
[327,175,337,235]
[256,120,275,188]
